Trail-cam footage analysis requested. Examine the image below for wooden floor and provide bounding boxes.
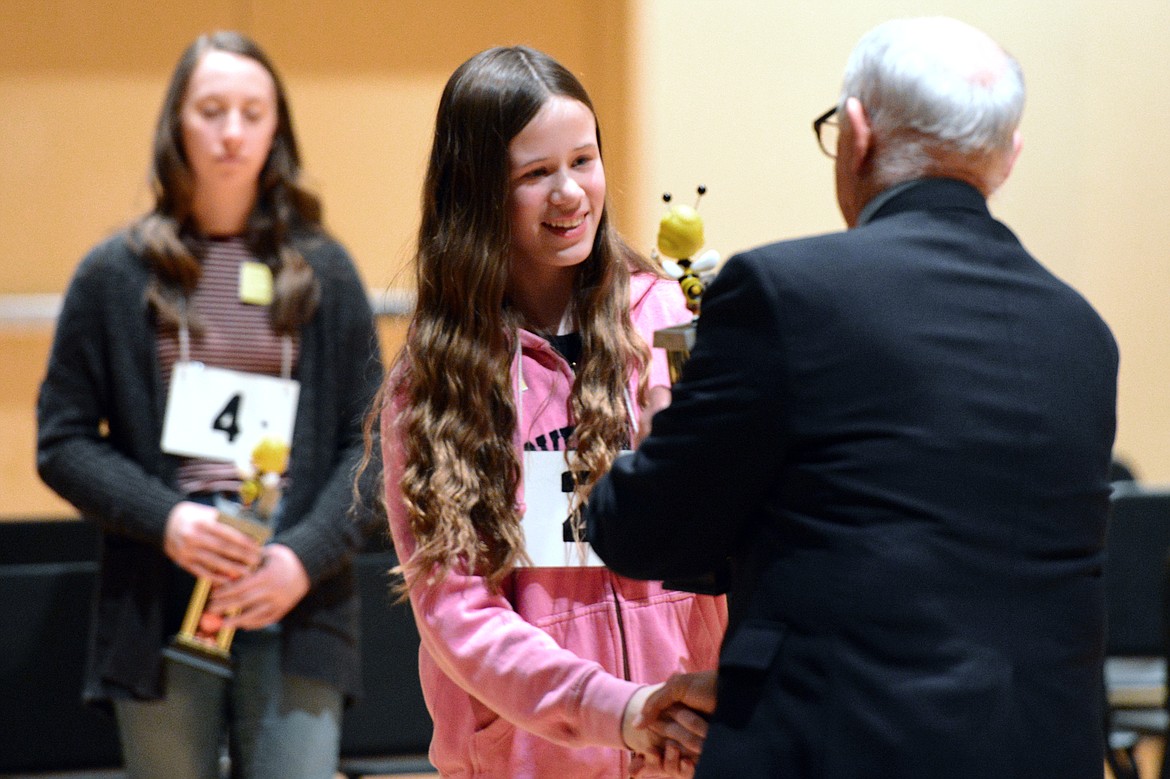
[368,745,1169,779]
[362,741,1167,779]
[355,741,1166,779]
[7,741,1161,779]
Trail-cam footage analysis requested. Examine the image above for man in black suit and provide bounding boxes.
[586,16,1118,778]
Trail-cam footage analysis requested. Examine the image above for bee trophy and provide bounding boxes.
[162,437,290,677]
[651,186,729,596]
[652,185,719,382]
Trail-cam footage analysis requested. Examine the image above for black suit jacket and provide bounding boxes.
[586,179,1118,778]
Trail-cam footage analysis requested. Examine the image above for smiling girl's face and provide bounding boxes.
[506,95,606,287]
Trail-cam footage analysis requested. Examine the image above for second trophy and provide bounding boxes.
[163,437,290,677]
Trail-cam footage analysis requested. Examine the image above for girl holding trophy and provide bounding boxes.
[37,31,382,779]
[375,46,726,778]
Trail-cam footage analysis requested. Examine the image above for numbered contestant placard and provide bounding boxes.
[519,450,628,568]
[161,363,299,463]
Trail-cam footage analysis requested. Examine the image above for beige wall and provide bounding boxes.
[3,1,1168,517]
[0,0,632,517]
[0,0,635,295]
[628,0,1170,483]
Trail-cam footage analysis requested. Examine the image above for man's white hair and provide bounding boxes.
[840,17,1024,181]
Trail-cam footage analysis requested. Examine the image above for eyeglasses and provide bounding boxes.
[813,106,839,159]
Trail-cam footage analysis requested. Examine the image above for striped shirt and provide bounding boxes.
[156,237,301,495]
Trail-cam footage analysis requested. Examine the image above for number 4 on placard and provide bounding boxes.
[212,393,243,443]
[161,364,298,462]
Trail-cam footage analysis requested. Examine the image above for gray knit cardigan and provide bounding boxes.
[36,230,385,705]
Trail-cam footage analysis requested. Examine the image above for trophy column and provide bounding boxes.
[653,320,696,385]
[162,509,272,677]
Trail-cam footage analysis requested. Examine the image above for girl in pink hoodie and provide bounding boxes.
[376,46,727,778]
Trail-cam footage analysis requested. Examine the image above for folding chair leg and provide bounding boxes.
[1106,725,1142,779]
[1107,742,1141,779]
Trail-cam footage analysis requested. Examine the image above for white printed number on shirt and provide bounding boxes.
[519,450,630,568]
[161,362,299,463]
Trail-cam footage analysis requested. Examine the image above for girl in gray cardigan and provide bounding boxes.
[36,31,383,779]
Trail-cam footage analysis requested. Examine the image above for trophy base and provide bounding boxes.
[652,320,696,353]
[163,635,233,678]
[654,321,696,385]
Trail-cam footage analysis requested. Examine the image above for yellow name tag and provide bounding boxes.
[239,261,274,306]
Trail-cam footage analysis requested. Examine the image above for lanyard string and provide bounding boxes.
[625,386,640,442]
[513,333,524,432]
[179,300,190,364]
[281,335,293,380]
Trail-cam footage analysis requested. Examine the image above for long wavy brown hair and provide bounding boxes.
[130,30,320,334]
[389,46,660,592]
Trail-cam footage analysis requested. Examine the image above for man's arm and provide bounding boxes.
[586,253,786,581]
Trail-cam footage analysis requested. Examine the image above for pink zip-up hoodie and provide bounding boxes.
[382,273,727,778]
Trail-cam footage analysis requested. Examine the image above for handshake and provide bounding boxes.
[621,670,717,778]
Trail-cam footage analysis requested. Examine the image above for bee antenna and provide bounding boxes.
[694,185,707,208]
[662,192,672,204]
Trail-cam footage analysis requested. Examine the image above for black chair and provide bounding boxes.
[0,520,434,778]
[1103,486,1170,779]
[0,520,122,776]
[338,532,435,778]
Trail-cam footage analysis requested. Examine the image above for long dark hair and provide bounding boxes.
[131,30,320,334]
[387,46,659,591]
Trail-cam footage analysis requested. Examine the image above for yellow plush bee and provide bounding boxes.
[238,436,290,519]
[654,186,720,314]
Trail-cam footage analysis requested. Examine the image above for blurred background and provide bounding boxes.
[2,0,1168,518]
